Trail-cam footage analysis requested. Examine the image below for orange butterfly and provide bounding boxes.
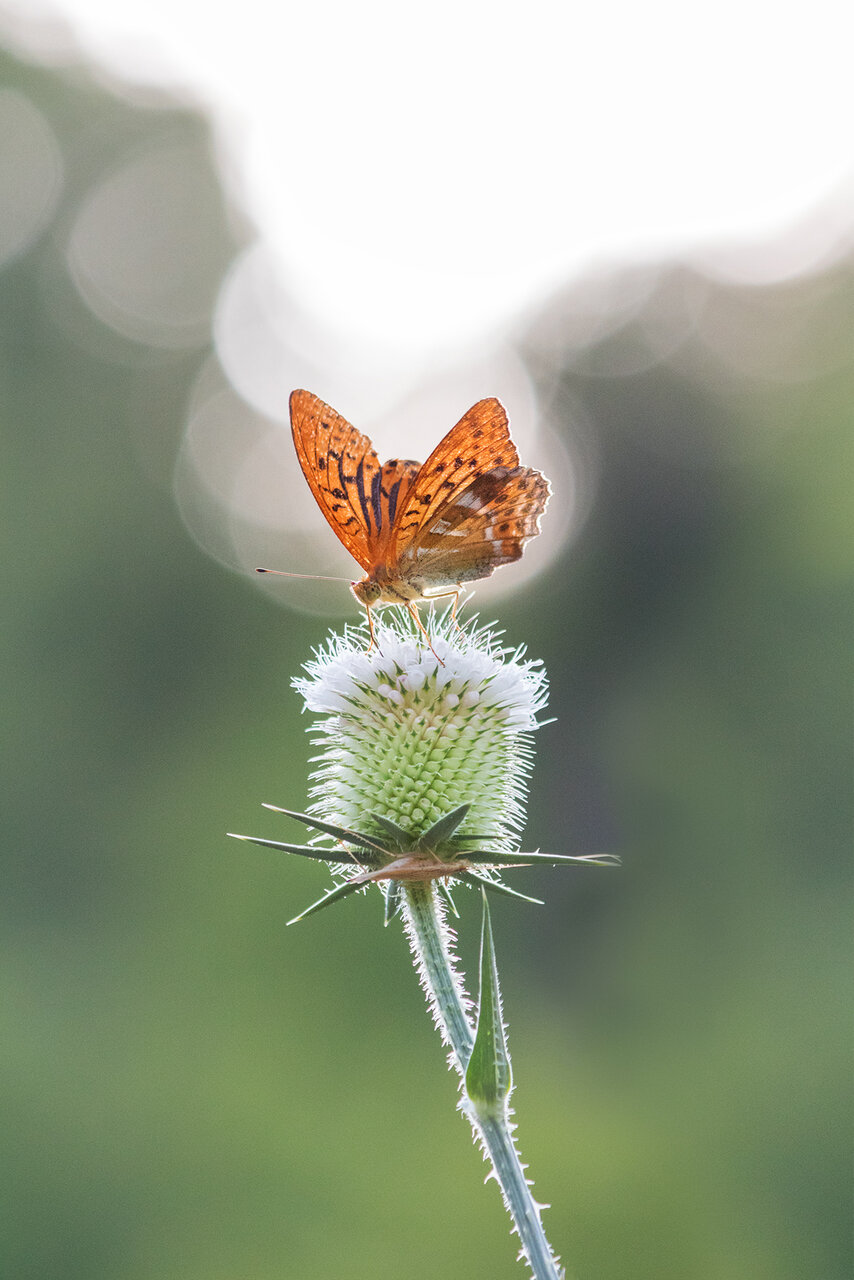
[285,389,550,648]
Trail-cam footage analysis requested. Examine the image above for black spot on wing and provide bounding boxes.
[354,458,373,533]
[370,467,383,534]
[387,476,403,525]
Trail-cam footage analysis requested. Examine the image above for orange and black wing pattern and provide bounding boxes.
[290,390,549,593]
[291,389,425,571]
[386,398,549,590]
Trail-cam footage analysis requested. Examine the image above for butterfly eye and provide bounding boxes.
[352,580,383,605]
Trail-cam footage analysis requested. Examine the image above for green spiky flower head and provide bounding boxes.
[294,607,549,853]
[231,607,611,922]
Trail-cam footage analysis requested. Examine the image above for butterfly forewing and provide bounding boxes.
[383,397,548,590]
[373,458,421,560]
[290,389,383,571]
[388,399,520,556]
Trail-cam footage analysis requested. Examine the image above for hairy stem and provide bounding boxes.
[473,1113,563,1280]
[401,882,563,1280]
[402,881,473,1071]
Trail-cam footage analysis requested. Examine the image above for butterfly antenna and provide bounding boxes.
[256,567,353,584]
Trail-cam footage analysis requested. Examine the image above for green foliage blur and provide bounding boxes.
[2,41,850,1280]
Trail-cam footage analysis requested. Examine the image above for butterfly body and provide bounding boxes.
[289,390,550,642]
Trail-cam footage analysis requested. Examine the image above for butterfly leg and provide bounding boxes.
[364,603,378,654]
[405,602,445,666]
[423,588,464,631]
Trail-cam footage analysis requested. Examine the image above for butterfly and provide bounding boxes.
[284,389,550,649]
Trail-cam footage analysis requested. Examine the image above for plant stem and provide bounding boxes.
[402,882,563,1280]
[474,1113,563,1280]
[403,881,473,1072]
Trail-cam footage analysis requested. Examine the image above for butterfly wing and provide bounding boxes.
[393,468,550,589]
[372,457,422,560]
[290,389,387,571]
[387,399,549,590]
[389,399,518,544]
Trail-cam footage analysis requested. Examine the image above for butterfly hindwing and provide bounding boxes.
[393,466,550,590]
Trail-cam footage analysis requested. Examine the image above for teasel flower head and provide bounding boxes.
[232,607,612,924]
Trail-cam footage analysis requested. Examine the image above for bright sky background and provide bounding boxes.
[6,0,853,349]
[3,0,852,604]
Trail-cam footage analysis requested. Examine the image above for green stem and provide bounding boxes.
[401,883,563,1280]
[473,1112,562,1280]
[403,881,473,1072]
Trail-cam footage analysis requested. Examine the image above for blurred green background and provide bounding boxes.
[2,40,851,1280]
